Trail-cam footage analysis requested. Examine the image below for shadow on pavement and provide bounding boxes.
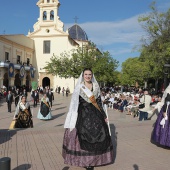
[133,164,139,170]
[55,124,64,127]
[0,130,16,145]
[62,167,69,170]
[52,112,66,120]
[53,106,67,111]
[110,124,118,163]
[52,103,62,106]
[13,164,31,170]
[0,129,24,145]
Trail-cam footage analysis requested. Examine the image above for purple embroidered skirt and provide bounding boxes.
[152,106,170,147]
[62,128,114,168]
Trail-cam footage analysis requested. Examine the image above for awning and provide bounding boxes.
[0,61,36,71]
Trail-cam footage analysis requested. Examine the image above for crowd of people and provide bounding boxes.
[100,87,163,121]
[101,85,170,150]
[55,86,70,96]
[1,84,71,128]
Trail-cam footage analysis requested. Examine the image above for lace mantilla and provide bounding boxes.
[64,72,100,129]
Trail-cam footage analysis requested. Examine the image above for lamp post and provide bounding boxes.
[164,64,170,89]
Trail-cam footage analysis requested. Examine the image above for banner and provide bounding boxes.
[20,65,25,78]
[30,67,34,78]
[8,63,14,77]
[32,81,38,90]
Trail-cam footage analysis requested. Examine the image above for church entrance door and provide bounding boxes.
[42,77,50,88]
[14,73,21,89]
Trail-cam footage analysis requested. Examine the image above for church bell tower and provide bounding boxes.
[28,0,64,36]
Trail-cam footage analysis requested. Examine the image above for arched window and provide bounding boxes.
[47,0,50,3]
[50,10,54,20]
[43,11,47,20]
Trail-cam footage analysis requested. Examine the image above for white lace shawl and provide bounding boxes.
[79,82,100,103]
[14,100,30,118]
[64,72,100,129]
[161,84,170,105]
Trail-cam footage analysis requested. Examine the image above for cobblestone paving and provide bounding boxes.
[0,94,169,170]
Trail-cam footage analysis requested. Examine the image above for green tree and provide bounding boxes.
[44,42,119,85]
[121,57,150,86]
[93,51,119,84]
[138,2,170,80]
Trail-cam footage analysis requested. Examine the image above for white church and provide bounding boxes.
[0,0,89,92]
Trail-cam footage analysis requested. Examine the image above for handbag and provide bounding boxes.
[139,95,145,109]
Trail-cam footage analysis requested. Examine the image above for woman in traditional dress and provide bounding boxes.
[37,93,52,120]
[14,95,33,128]
[152,85,170,147]
[62,68,114,170]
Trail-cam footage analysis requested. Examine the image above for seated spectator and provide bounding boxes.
[114,95,122,110]
[131,99,140,117]
[126,96,134,115]
[108,94,115,108]
[118,96,128,112]
[3,90,7,97]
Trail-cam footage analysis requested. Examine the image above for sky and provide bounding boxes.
[0,0,170,70]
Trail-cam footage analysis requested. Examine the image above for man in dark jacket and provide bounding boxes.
[58,86,61,94]
[47,89,54,107]
[6,90,13,113]
[32,90,39,107]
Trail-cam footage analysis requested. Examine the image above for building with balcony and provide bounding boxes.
[0,35,35,90]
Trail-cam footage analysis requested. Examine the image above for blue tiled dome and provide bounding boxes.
[68,24,88,41]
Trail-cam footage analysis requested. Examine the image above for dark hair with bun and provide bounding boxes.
[82,68,93,76]
[21,95,26,100]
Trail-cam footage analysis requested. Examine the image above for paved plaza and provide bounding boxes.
[0,93,169,170]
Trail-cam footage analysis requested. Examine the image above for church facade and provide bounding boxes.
[0,0,89,92]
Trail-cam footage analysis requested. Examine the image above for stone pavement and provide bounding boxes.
[0,93,169,170]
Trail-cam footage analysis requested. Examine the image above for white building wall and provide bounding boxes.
[31,34,78,92]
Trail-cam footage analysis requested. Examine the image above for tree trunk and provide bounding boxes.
[155,79,158,93]
[135,81,138,88]
[144,81,147,89]
[164,74,168,90]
